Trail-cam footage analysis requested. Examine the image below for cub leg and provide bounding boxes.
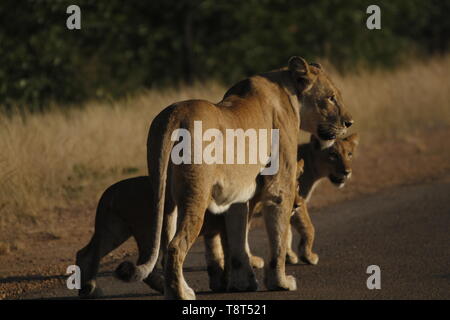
[76,214,130,299]
[246,197,264,269]
[245,218,265,269]
[285,225,299,264]
[139,203,177,294]
[224,202,258,292]
[133,230,167,294]
[204,232,227,292]
[291,201,319,265]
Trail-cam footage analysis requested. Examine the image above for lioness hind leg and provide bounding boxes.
[225,203,258,292]
[76,223,130,299]
[291,202,319,265]
[164,198,208,300]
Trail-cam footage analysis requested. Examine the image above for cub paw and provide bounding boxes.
[250,255,265,269]
[227,269,258,292]
[143,271,164,294]
[300,252,319,265]
[286,250,299,265]
[114,260,136,282]
[78,283,103,299]
[207,264,227,292]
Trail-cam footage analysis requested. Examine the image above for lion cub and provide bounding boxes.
[287,133,359,265]
[75,176,230,298]
[248,133,359,267]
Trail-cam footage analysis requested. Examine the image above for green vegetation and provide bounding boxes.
[0,0,448,111]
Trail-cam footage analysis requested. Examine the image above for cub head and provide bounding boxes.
[288,56,354,147]
[310,133,359,188]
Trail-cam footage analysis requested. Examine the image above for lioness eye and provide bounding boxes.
[348,152,353,158]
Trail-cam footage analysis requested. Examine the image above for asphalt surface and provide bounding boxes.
[20,178,450,300]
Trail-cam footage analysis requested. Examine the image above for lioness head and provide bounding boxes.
[310,133,359,188]
[288,56,354,146]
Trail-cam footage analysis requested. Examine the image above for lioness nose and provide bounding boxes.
[344,120,354,128]
[344,169,352,176]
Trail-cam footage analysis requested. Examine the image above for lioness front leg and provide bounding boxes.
[291,202,319,265]
[225,202,258,292]
[262,193,297,291]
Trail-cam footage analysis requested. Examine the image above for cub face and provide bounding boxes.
[311,133,359,188]
[288,56,354,146]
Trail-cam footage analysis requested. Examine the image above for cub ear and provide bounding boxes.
[296,159,304,178]
[310,134,321,150]
[288,56,315,92]
[288,56,310,75]
[309,62,323,70]
[344,133,360,148]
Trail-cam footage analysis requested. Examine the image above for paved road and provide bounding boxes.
[21,178,450,300]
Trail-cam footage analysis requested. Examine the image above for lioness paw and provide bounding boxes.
[265,273,297,291]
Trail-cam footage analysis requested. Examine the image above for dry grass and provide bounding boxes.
[332,55,450,141]
[0,56,449,242]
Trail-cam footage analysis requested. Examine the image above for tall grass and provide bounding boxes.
[0,56,449,238]
[334,55,450,140]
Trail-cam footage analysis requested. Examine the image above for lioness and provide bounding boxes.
[115,56,353,299]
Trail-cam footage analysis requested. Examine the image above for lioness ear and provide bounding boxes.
[344,133,359,148]
[288,56,315,93]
